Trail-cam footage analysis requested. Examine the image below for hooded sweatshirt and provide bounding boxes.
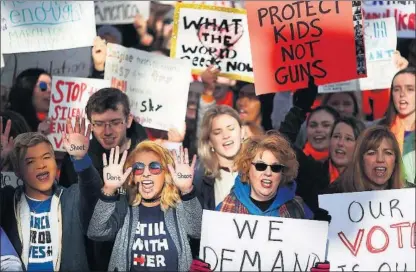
[217,175,313,219]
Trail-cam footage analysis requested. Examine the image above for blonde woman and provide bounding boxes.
[78,140,202,271]
[195,105,243,210]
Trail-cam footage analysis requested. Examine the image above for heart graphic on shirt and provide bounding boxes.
[134,255,145,265]
[197,22,244,59]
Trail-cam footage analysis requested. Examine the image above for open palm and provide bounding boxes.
[103,146,132,192]
[63,116,91,160]
[168,146,196,194]
[0,117,14,160]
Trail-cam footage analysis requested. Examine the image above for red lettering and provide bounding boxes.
[52,80,64,103]
[338,229,365,257]
[390,222,411,248]
[54,136,63,149]
[65,82,75,103]
[398,13,408,30]
[111,77,127,92]
[366,226,389,254]
[409,13,415,31]
[50,120,56,134]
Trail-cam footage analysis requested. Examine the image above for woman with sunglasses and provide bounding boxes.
[217,132,313,218]
[8,68,52,134]
[86,141,202,272]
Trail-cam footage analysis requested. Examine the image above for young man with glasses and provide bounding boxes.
[58,88,147,271]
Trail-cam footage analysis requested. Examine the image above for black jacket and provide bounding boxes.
[58,121,147,271]
[279,106,331,212]
[0,165,101,272]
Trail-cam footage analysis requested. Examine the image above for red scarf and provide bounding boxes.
[329,160,340,183]
[37,112,47,121]
[303,141,329,161]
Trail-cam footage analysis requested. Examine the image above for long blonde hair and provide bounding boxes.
[123,141,180,211]
[198,105,242,179]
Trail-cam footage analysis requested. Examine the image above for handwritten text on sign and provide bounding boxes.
[0,1,96,53]
[171,3,253,83]
[48,76,110,151]
[319,17,398,93]
[200,210,328,271]
[362,0,415,38]
[95,1,150,25]
[104,44,191,131]
[319,189,416,271]
[246,1,365,94]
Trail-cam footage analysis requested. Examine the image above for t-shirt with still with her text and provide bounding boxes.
[131,205,178,271]
[26,196,54,272]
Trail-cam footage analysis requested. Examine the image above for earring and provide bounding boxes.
[210,147,215,152]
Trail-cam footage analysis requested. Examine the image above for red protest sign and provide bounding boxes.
[246,1,367,94]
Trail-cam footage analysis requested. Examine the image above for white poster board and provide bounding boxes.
[104,43,191,131]
[171,3,253,83]
[48,76,110,151]
[95,1,150,25]
[319,17,398,93]
[1,1,96,53]
[362,0,416,38]
[1,172,23,188]
[200,210,329,271]
[319,188,416,271]
[0,47,92,92]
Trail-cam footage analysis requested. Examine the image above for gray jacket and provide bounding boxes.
[87,192,202,271]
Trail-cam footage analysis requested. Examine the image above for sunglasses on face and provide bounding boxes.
[251,162,285,173]
[132,161,163,176]
[38,81,50,92]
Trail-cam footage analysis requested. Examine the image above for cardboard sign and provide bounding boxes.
[48,76,111,151]
[362,0,416,38]
[1,172,23,188]
[95,1,150,25]
[171,3,254,83]
[1,1,96,53]
[200,210,328,271]
[319,17,398,93]
[105,44,191,131]
[319,189,416,271]
[0,47,92,91]
[246,1,367,94]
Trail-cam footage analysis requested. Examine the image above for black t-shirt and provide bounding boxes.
[131,205,178,271]
[250,196,276,212]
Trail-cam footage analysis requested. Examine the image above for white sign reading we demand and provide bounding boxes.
[200,210,328,271]
[95,1,150,25]
[104,44,191,131]
[1,1,96,54]
[319,188,416,272]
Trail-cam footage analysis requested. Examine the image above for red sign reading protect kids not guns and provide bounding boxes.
[246,1,367,94]
[47,76,110,151]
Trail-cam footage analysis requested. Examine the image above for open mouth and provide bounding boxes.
[261,179,272,189]
[374,167,387,177]
[335,149,346,156]
[399,100,408,110]
[36,171,50,182]
[223,140,234,148]
[140,180,154,193]
[313,135,326,144]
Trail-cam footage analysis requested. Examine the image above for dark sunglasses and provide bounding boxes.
[132,162,163,176]
[251,162,285,173]
[38,81,49,92]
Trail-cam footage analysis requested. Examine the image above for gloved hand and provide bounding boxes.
[311,261,330,272]
[190,259,211,272]
[293,76,318,113]
[313,208,332,223]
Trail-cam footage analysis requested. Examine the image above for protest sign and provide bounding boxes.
[95,1,150,25]
[1,172,23,188]
[171,3,253,83]
[48,76,110,151]
[319,17,398,93]
[246,1,367,94]
[105,44,191,131]
[362,0,415,38]
[1,1,96,53]
[319,188,416,271]
[200,210,328,271]
[0,47,92,92]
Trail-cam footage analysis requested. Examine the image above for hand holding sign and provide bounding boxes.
[168,146,196,195]
[201,65,220,95]
[0,117,14,160]
[92,37,107,72]
[102,146,132,195]
[63,116,91,160]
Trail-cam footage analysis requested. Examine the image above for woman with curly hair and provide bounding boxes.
[217,132,312,219]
